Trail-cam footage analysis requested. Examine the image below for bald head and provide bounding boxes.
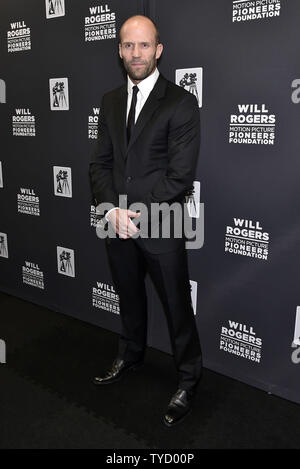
[118,15,163,84]
[119,15,160,45]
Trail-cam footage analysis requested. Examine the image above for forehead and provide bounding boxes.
[120,20,156,43]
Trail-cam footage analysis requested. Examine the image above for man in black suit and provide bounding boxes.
[89,15,202,427]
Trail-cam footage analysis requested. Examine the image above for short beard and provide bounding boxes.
[123,56,156,82]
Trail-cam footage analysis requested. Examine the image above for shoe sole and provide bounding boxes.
[92,362,144,385]
[162,407,192,427]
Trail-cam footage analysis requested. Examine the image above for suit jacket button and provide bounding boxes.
[126,176,132,182]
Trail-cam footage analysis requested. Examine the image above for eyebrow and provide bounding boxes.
[122,41,151,44]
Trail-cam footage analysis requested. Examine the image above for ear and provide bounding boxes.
[118,43,123,59]
[155,43,163,60]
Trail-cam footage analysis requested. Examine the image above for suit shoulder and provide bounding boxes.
[165,79,197,105]
[101,84,125,103]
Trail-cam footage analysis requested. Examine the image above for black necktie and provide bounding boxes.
[127,85,139,143]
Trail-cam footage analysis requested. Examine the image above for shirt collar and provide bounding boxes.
[127,68,160,99]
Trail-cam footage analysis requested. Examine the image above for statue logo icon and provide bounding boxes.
[175,68,203,108]
[49,78,69,110]
[46,0,65,18]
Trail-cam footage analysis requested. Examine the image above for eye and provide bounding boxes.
[142,43,149,48]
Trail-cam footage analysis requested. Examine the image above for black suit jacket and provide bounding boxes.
[89,74,200,254]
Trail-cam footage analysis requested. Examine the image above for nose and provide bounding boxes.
[132,44,141,57]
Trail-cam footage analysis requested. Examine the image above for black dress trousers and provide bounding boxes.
[105,235,203,392]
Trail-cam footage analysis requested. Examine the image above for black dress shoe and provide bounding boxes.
[163,389,195,427]
[92,357,144,385]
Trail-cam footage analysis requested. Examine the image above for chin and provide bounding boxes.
[130,72,146,81]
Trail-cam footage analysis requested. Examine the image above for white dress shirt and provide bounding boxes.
[126,67,160,124]
[104,68,160,221]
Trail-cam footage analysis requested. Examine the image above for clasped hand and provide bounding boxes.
[107,208,140,239]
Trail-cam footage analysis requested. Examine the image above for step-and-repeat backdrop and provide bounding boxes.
[1,0,300,404]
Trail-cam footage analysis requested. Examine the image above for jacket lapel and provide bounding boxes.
[114,85,127,158]
[125,74,167,156]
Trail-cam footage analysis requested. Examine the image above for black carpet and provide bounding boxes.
[1,291,300,449]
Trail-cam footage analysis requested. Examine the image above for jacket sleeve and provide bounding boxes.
[141,92,200,212]
[89,95,119,210]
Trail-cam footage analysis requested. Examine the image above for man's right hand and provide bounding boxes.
[107,208,140,239]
